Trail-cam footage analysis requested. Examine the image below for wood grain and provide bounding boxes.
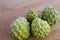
[0,0,60,40]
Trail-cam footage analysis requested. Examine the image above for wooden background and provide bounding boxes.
[0,0,60,40]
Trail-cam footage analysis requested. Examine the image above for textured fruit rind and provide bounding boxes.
[10,17,30,40]
[31,18,51,38]
[41,6,58,26]
[26,10,39,23]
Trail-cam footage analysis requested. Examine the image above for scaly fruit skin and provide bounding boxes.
[10,17,30,40]
[41,6,58,26]
[26,10,39,23]
[31,18,51,38]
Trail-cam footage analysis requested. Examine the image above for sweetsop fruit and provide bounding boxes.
[10,17,30,40]
[26,10,39,23]
[31,18,51,38]
[41,6,58,26]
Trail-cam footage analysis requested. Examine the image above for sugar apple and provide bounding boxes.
[26,10,39,23]
[10,17,30,40]
[31,18,51,38]
[41,6,58,26]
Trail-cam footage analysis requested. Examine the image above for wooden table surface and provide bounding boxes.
[0,0,60,40]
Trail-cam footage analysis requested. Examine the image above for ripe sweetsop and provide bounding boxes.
[26,10,39,23]
[10,17,30,40]
[31,18,51,38]
[41,6,58,26]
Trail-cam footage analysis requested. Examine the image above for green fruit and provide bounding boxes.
[10,17,30,40]
[31,18,51,38]
[26,10,39,23]
[41,6,58,26]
